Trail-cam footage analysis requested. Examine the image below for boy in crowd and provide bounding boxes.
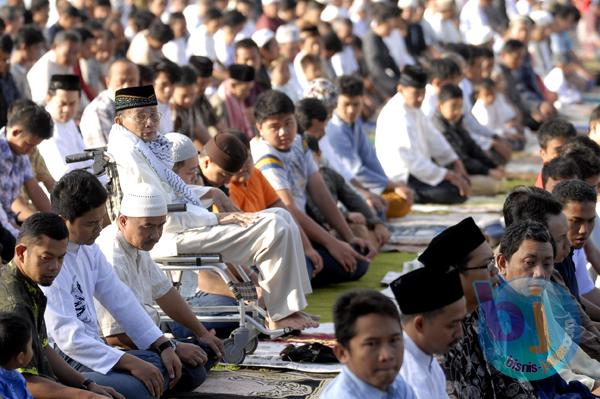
[0,100,53,237]
[321,289,417,399]
[534,118,578,188]
[171,66,206,148]
[0,213,121,398]
[189,55,223,142]
[211,64,255,138]
[153,59,179,134]
[322,75,413,218]
[300,54,324,84]
[542,157,581,192]
[234,38,271,107]
[37,74,89,181]
[375,65,470,204]
[0,312,34,399]
[251,90,375,287]
[433,83,504,195]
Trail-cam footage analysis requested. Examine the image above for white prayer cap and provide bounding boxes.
[165,132,197,163]
[398,0,418,9]
[275,23,300,44]
[252,29,275,48]
[120,183,167,218]
[465,25,494,45]
[321,6,350,22]
[529,10,553,27]
[262,0,280,6]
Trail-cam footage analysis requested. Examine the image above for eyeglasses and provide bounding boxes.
[464,258,496,272]
[126,112,162,124]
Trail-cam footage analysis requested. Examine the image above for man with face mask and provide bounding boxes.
[391,266,467,398]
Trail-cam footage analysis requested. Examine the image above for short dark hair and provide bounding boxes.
[7,100,53,139]
[0,33,12,54]
[137,63,154,85]
[94,0,112,8]
[254,90,295,123]
[428,57,461,82]
[30,0,49,13]
[370,2,398,24]
[333,289,401,348]
[53,29,82,46]
[560,143,600,181]
[499,220,555,261]
[131,10,155,31]
[553,3,581,22]
[174,65,197,87]
[536,118,577,149]
[474,78,496,98]
[204,7,223,22]
[17,212,69,245]
[295,98,327,132]
[438,83,463,103]
[0,312,32,367]
[323,31,343,54]
[221,10,246,28]
[541,157,581,187]
[0,5,22,22]
[235,38,258,53]
[51,170,108,221]
[500,39,526,54]
[479,46,494,59]
[168,11,185,22]
[552,179,597,206]
[337,75,364,97]
[148,20,174,44]
[300,53,321,70]
[502,186,563,228]
[14,25,45,48]
[154,59,180,83]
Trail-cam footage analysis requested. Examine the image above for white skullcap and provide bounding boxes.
[398,0,418,9]
[120,183,168,218]
[321,5,350,22]
[262,0,280,6]
[529,10,553,27]
[275,24,300,44]
[465,25,494,45]
[252,28,275,48]
[165,132,197,163]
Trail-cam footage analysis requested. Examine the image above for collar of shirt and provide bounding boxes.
[67,241,81,256]
[340,366,399,398]
[0,127,15,159]
[115,228,140,262]
[6,260,46,318]
[403,331,436,371]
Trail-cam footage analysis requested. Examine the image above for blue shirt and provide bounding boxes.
[322,113,389,193]
[0,128,34,236]
[0,368,33,399]
[320,366,417,399]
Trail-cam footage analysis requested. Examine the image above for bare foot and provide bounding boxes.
[267,312,320,330]
[299,311,321,322]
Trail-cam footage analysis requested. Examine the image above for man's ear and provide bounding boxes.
[7,126,21,139]
[117,214,127,230]
[255,122,261,133]
[333,343,350,364]
[496,252,507,276]
[413,315,425,334]
[15,243,27,263]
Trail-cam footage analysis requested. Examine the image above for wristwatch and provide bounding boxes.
[157,339,177,354]
[81,378,95,390]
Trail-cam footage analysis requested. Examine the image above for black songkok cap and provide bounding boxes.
[49,74,80,91]
[391,267,464,315]
[204,133,249,173]
[114,85,158,112]
[398,65,428,89]
[189,56,214,78]
[418,217,486,272]
[228,64,255,82]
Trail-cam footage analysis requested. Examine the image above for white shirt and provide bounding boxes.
[40,242,163,374]
[331,46,359,77]
[293,50,309,90]
[383,29,415,70]
[421,84,438,118]
[37,118,91,181]
[459,0,491,39]
[158,101,174,134]
[214,29,235,67]
[424,10,463,44]
[127,31,163,65]
[400,332,449,399]
[163,37,189,66]
[183,4,203,32]
[573,248,595,296]
[472,95,517,137]
[27,50,73,105]
[187,25,216,61]
[375,93,458,186]
[96,224,173,337]
[107,124,216,256]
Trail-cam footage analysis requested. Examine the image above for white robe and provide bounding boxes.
[375,93,458,186]
[27,50,73,105]
[400,332,449,399]
[37,118,91,181]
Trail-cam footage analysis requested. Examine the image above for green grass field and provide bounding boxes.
[305,252,415,322]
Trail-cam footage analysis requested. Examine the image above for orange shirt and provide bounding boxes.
[229,168,281,212]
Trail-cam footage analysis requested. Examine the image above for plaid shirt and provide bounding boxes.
[80,90,114,148]
[0,128,33,236]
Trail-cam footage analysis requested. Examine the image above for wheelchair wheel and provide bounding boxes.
[244,336,259,355]
[223,337,246,364]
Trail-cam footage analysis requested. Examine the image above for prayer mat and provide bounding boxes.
[193,368,334,398]
[408,197,505,215]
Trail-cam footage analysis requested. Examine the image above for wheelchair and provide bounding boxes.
[66,148,290,364]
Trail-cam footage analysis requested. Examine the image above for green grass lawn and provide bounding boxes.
[306,252,415,322]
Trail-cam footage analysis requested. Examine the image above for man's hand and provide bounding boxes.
[217,212,258,227]
[364,191,387,214]
[393,184,414,207]
[88,383,125,399]
[196,329,225,360]
[210,188,239,212]
[119,354,165,397]
[492,139,512,162]
[305,246,324,277]
[445,170,471,197]
[346,212,367,225]
[326,239,368,273]
[539,101,556,118]
[350,237,377,259]
[373,223,391,247]
[488,168,505,180]
[452,160,470,181]
[175,342,208,367]
[160,347,182,389]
